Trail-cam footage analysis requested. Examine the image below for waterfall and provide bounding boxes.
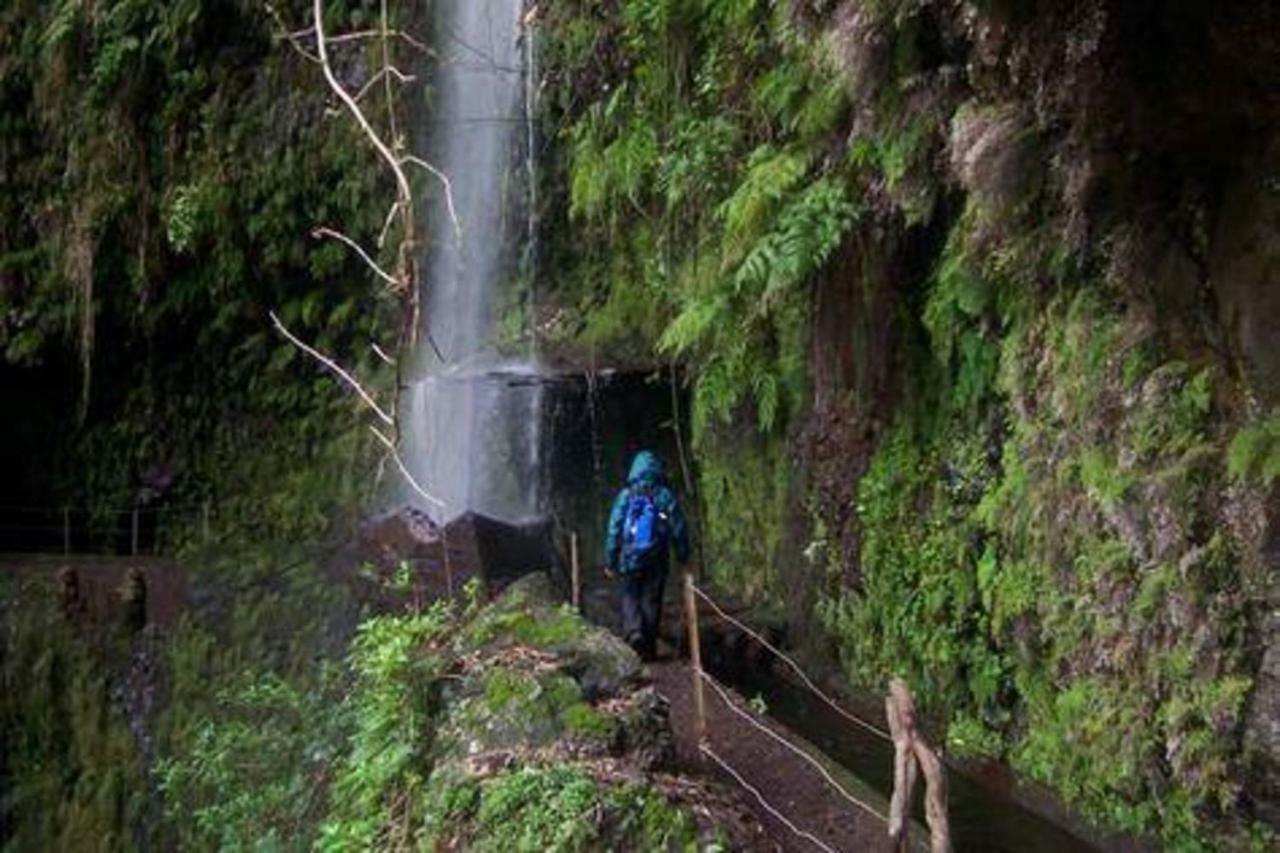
[400,0,543,523]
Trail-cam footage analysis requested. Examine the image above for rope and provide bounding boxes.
[699,743,840,853]
[692,583,893,742]
[699,669,889,825]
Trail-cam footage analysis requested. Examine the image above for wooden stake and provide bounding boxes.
[131,507,139,556]
[887,678,951,853]
[62,507,70,555]
[570,531,581,611]
[202,500,211,544]
[684,572,706,743]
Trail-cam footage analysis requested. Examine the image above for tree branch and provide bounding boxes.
[269,311,394,426]
[288,25,431,54]
[401,155,462,245]
[370,426,444,508]
[313,226,401,288]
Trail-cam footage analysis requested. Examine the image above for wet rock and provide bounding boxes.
[357,507,558,600]
[459,573,641,699]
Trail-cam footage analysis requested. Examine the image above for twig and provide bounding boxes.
[699,744,839,853]
[401,156,462,245]
[288,25,431,53]
[312,226,401,288]
[371,342,397,366]
[369,426,444,508]
[352,65,416,105]
[269,311,394,426]
[377,200,402,250]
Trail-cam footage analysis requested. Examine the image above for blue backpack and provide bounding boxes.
[621,488,667,572]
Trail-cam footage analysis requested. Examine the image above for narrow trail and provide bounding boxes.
[648,658,894,853]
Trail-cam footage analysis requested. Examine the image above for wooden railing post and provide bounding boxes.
[684,572,706,744]
[570,531,581,611]
[887,678,951,853]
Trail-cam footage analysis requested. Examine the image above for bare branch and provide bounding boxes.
[401,155,462,245]
[377,200,402,250]
[370,426,445,508]
[371,342,397,366]
[313,0,413,219]
[270,311,394,426]
[352,66,416,105]
[288,25,431,54]
[313,226,401,288]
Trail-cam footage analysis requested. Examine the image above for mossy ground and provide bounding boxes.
[2,568,735,850]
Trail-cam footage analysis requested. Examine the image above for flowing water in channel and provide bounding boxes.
[400,0,543,523]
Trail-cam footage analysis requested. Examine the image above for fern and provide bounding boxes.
[1227,410,1280,483]
[716,146,810,268]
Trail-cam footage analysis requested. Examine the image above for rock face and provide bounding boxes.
[1245,505,1280,826]
[533,0,1280,843]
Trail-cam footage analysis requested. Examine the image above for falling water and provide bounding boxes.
[400,0,543,522]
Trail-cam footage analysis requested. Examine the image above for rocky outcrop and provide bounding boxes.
[417,572,766,849]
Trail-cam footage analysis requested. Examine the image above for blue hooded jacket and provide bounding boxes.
[605,450,691,573]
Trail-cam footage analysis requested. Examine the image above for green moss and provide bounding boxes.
[562,702,617,742]
[699,426,792,600]
[435,764,701,853]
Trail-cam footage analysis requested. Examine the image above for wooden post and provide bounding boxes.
[887,678,951,853]
[131,507,140,556]
[570,532,581,611]
[202,500,211,544]
[684,572,706,744]
[62,507,71,555]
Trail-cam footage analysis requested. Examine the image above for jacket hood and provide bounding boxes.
[627,450,664,485]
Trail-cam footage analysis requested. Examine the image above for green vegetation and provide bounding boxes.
[0,0,404,537]
[4,565,715,850]
[540,1,1276,846]
[814,227,1262,843]
[0,578,146,850]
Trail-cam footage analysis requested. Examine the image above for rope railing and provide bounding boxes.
[0,500,266,558]
[691,583,893,742]
[698,667,889,825]
[698,742,841,853]
[681,571,953,853]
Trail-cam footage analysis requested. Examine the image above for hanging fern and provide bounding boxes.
[662,176,856,433]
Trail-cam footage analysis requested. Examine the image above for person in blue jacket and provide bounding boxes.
[604,450,691,660]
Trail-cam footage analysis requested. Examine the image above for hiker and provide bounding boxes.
[604,449,691,661]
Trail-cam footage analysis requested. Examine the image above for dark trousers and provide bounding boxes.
[620,566,667,659]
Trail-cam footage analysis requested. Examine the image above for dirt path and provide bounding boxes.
[649,658,895,853]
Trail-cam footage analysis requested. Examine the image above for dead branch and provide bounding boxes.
[269,311,394,426]
[369,426,444,508]
[352,65,417,105]
[377,200,402,250]
[312,0,413,214]
[288,25,431,54]
[401,155,462,244]
[312,226,401,288]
